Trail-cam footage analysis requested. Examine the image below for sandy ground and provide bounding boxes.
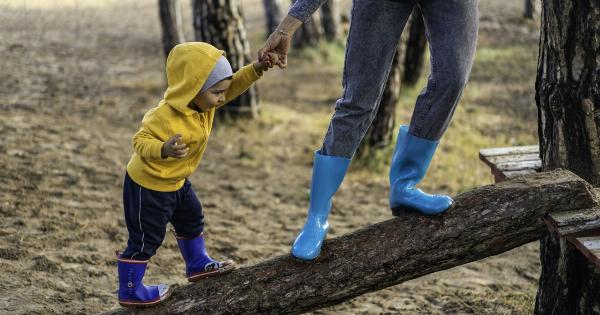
[0,0,542,314]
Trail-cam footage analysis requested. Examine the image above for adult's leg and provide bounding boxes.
[118,173,173,306]
[292,0,416,262]
[388,0,478,215]
[320,0,416,158]
[409,0,479,139]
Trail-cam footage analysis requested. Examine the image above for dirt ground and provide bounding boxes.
[0,0,542,314]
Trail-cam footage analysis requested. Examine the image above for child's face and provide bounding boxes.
[191,79,232,112]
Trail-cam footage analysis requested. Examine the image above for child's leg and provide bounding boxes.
[170,180,234,282]
[121,172,177,260]
[118,173,176,306]
[169,180,204,238]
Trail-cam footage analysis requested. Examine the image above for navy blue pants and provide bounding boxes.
[121,173,204,260]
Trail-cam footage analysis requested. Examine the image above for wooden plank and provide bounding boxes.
[496,159,542,172]
[547,207,600,236]
[484,152,541,165]
[480,146,600,267]
[567,236,600,268]
[478,146,541,182]
[504,169,538,179]
[479,145,539,157]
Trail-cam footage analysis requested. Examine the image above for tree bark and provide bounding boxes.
[535,0,600,312]
[158,0,185,59]
[103,170,596,315]
[192,0,259,118]
[358,44,402,155]
[291,0,322,48]
[402,7,427,87]
[523,0,536,20]
[262,0,283,37]
[320,0,340,42]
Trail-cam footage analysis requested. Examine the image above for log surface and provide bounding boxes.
[105,170,596,315]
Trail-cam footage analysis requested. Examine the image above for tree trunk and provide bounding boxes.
[535,0,600,312]
[262,0,283,37]
[103,170,596,315]
[320,0,340,42]
[192,0,259,118]
[402,7,427,87]
[158,0,185,59]
[524,0,536,20]
[291,0,322,48]
[358,44,402,156]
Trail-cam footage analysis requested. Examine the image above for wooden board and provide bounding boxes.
[567,236,600,268]
[481,145,600,267]
[546,207,600,236]
[479,145,541,182]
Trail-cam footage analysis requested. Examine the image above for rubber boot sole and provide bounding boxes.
[391,203,454,217]
[187,260,236,282]
[119,286,173,308]
[290,251,319,263]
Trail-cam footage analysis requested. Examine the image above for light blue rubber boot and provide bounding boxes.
[389,125,453,216]
[291,150,351,262]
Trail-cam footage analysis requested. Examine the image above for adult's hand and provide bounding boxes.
[258,15,303,69]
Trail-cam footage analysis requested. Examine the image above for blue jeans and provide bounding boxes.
[321,0,479,158]
[121,173,204,260]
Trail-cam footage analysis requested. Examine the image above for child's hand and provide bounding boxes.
[254,52,278,74]
[161,134,188,159]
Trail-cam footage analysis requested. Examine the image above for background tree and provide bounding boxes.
[158,0,185,59]
[402,7,427,87]
[262,0,283,37]
[192,0,259,118]
[319,0,340,42]
[523,0,537,19]
[534,0,600,312]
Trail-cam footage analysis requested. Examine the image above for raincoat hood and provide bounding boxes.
[163,42,226,115]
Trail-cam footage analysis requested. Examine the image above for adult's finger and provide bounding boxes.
[277,54,288,69]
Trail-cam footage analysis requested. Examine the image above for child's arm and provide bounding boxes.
[132,110,168,160]
[218,64,262,107]
[217,56,274,108]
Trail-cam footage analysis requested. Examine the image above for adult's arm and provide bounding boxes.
[288,0,329,23]
[258,0,328,68]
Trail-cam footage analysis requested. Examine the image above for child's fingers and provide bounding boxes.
[173,148,189,158]
[172,143,188,150]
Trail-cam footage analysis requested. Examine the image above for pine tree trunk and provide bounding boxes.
[535,0,600,312]
[402,7,427,87]
[158,0,185,59]
[524,0,536,20]
[262,0,283,37]
[358,45,402,156]
[320,0,340,42]
[291,0,322,48]
[192,0,259,118]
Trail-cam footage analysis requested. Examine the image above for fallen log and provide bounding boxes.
[104,169,597,315]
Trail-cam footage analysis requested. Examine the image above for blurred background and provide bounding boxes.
[0,0,542,313]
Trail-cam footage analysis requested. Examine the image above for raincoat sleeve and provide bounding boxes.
[221,64,262,107]
[132,109,167,160]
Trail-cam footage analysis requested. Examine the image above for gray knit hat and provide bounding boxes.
[200,55,233,94]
